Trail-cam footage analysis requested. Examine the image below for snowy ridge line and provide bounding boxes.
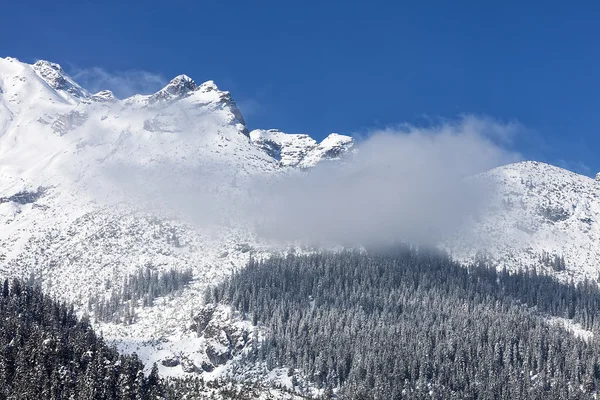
[4,55,600,395]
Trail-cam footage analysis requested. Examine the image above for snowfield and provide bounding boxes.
[448,161,600,281]
[0,56,353,394]
[1,55,599,395]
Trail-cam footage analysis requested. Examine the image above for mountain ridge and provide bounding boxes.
[0,56,354,164]
[2,56,600,395]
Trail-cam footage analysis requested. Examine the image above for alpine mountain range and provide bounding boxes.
[2,56,600,398]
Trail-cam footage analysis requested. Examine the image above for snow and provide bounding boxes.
[106,303,316,398]
[91,90,116,102]
[146,74,196,104]
[250,129,354,167]
[545,316,594,342]
[0,56,338,395]
[447,161,600,282]
[32,60,90,103]
[3,55,600,396]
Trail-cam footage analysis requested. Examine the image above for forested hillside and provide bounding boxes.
[8,247,600,399]
[0,278,165,399]
[0,277,307,400]
[209,248,600,399]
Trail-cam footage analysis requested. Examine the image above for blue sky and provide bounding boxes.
[1,1,599,175]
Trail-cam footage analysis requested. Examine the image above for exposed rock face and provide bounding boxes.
[193,305,216,334]
[191,304,257,370]
[201,361,214,372]
[51,110,88,135]
[161,356,180,367]
[91,90,116,102]
[32,60,90,101]
[0,187,46,205]
[250,129,355,167]
[180,358,201,373]
[148,74,196,104]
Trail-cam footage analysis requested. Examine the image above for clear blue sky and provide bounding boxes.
[1,1,599,174]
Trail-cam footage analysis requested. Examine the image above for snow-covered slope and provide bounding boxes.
[0,56,351,393]
[3,56,600,394]
[0,56,276,292]
[250,129,354,168]
[448,161,600,281]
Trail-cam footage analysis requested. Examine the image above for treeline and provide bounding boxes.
[0,278,166,399]
[209,247,600,399]
[89,267,193,324]
[0,276,298,400]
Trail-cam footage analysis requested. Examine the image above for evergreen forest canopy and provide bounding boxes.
[208,247,600,399]
[0,278,267,400]
[6,246,600,399]
[0,278,164,399]
[87,267,194,325]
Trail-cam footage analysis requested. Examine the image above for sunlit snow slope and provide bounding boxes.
[449,161,600,281]
[0,56,354,387]
[2,56,600,387]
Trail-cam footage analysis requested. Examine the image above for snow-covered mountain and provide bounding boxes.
[449,161,600,281]
[0,56,274,300]
[0,56,353,393]
[0,56,354,292]
[250,129,354,168]
[2,56,600,393]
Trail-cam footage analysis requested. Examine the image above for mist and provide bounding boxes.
[252,116,521,246]
[94,115,521,247]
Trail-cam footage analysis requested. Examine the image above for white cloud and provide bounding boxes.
[69,66,167,99]
[558,159,592,176]
[93,113,522,247]
[236,98,263,119]
[253,116,522,245]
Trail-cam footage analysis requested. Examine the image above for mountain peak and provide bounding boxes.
[91,89,117,102]
[33,59,63,72]
[194,80,248,132]
[249,129,355,167]
[198,80,219,93]
[148,74,196,104]
[319,132,354,149]
[168,74,196,90]
[32,59,89,101]
[490,161,593,182]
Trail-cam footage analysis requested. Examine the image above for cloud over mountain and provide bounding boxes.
[254,116,522,245]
